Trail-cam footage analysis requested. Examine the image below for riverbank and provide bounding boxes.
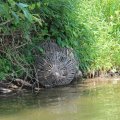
[0,71,120,96]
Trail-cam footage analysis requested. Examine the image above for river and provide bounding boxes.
[0,78,120,120]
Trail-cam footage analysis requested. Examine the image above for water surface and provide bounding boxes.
[0,78,120,120]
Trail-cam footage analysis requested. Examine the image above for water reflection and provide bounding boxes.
[0,78,120,120]
[0,85,81,115]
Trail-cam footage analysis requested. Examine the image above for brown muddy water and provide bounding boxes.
[0,77,120,120]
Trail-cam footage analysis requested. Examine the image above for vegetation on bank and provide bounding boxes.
[0,0,120,80]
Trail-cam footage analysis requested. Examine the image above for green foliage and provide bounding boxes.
[0,0,120,80]
[40,0,120,73]
[0,57,11,80]
[0,0,42,80]
[38,0,120,73]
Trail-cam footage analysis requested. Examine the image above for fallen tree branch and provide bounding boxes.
[14,79,32,88]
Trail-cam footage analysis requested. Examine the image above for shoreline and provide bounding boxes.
[0,72,120,96]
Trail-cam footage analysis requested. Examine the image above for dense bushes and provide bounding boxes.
[0,0,42,79]
[0,0,120,80]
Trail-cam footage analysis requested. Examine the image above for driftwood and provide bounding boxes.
[0,78,44,94]
[0,79,31,94]
[0,81,14,94]
[35,41,81,87]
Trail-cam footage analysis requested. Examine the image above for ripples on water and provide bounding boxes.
[0,78,120,120]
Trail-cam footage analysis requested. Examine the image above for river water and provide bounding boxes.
[0,78,120,120]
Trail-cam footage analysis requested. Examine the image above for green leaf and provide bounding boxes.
[11,11,19,24]
[0,4,4,14]
[37,2,41,8]
[38,47,44,53]
[17,3,28,8]
[29,3,35,10]
[17,3,32,22]
[0,4,9,15]
[32,16,42,25]
[0,72,6,80]
[8,0,16,6]
[57,37,66,47]
[22,8,33,22]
